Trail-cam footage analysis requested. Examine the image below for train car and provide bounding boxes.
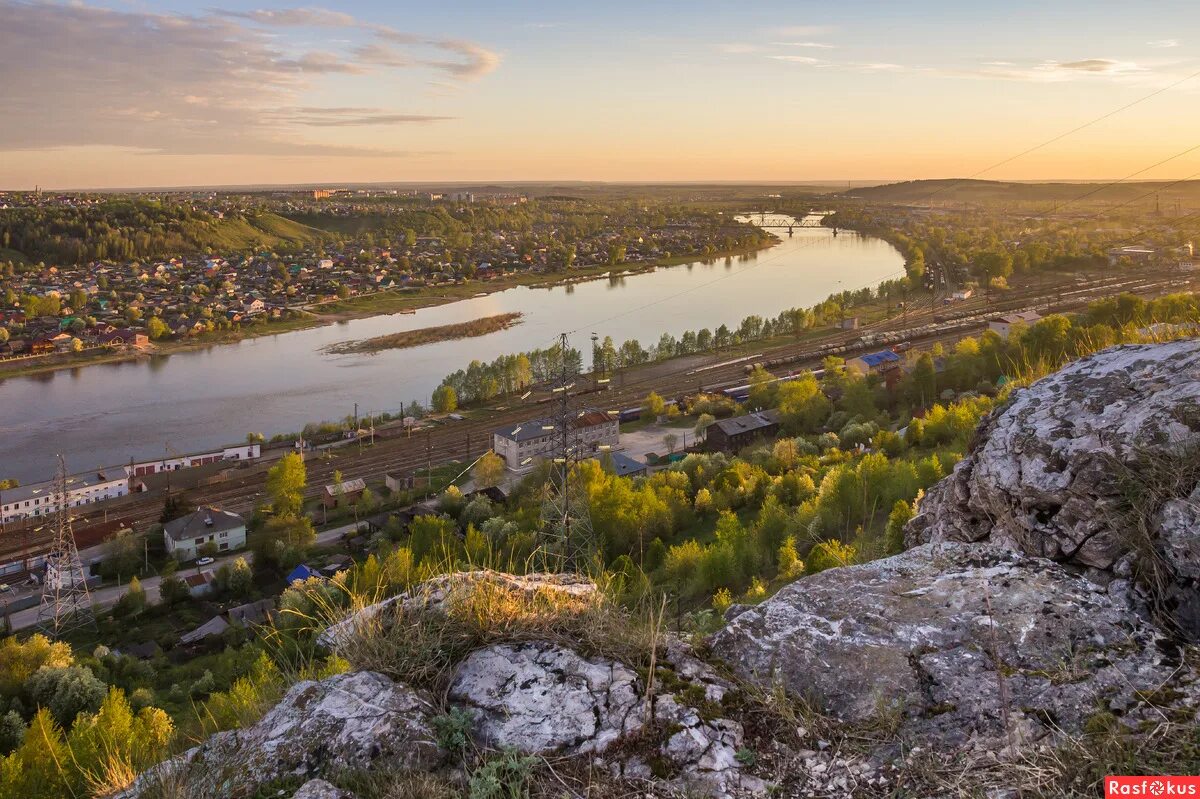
[618,407,642,423]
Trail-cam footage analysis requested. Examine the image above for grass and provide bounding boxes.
[322,313,524,355]
[1106,441,1200,634]
[313,569,664,696]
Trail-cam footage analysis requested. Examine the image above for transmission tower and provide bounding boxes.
[539,332,597,572]
[36,456,95,637]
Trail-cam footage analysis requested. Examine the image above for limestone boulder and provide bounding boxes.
[709,543,1192,753]
[905,341,1200,634]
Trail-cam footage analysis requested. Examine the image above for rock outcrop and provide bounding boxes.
[117,671,442,799]
[449,641,644,755]
[291,780,355,799]
[905,341,1200,634]
[448,640,765,797]
[709,543,1192,753]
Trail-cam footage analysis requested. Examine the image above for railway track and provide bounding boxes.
[1,267,1193,564]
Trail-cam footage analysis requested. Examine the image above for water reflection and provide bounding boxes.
[0,214,902,481]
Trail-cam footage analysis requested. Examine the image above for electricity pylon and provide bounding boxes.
[539,333,596,572]
[36,456,95,637]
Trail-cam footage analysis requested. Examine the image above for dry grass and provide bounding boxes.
[330,571,666,696]
[1107,442,1200,633]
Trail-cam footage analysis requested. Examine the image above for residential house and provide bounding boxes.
[846,349,903,376]
[162,506,247,560]
[492,409,619,470]
[988,310,1042,339]
[705,409,782,453]
[184,570,216,598]
[322,478,366,509]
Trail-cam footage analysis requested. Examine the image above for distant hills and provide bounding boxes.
[842,178,1200,205]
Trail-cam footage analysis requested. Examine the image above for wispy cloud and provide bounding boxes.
[270,107,455,127]
[1148,39,1180,48]
[771,41,835,49]
[719,42,761,54]
[1054,58,1145,74]
[0,0,486,157]
[770,55,822,65]
[215,7,358,27]
[774,25,834,37]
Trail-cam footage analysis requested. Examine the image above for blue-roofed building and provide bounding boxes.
[606,451,647,478]
[846,349,902,376]
[286,564,320,584]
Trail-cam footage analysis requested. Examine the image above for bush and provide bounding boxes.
[805,540,858,575]
[25,666,106,728]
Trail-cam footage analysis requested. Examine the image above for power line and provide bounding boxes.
[922,66,1200,204]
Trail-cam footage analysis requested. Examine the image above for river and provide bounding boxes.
[0,214,903,483]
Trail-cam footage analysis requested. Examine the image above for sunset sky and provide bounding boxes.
[2,0,1199,188]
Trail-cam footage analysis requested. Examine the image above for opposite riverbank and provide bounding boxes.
[0,239,776,381]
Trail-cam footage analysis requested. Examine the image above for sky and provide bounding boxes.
[2,0,1199,189]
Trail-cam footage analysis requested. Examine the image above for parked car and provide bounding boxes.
[196,557,215,566]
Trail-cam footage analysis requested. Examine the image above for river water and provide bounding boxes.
[0,214,903,482]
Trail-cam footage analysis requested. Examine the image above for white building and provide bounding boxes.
[492,410,619,471]
[163,506,247,561]
[126,444,260,478]
[988,310,1042,339]
[0,471,130,524]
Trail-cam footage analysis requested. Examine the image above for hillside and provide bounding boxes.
[845,177,1200,205]
[0,204,329,264]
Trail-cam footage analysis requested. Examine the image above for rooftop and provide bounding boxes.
[857,350,902,368]
[713,409,782,437]
[494,408,615,442]
[2,470,124,505]
[163,506,246,542]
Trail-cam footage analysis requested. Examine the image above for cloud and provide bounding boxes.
[0,0,471,158]
[771,41,835,49]
[774,25,834,36]
[273,107,455,126]
[422,39,502,79]
[1149,39,1180,48]
[216,7,358,27]
[277,51,367,74]
[1053,58,1144,74]
[770,55,822,65]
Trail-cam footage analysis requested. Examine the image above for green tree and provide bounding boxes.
[432,384,458,413]
[885,499,914,555]
[474,450,506,488]
[26,666,106,728]
[642,391,666,419]
[265,453,307,517]
[112,577,146,618]
[146,316,168,340]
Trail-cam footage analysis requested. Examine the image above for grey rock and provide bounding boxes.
[116,671,442,798]
[709,543,1187,753]
[448,639,765,797]
[905,341,1200,635]
[319,570,598,649]
[448,640,644,755]
[292,779,355,799]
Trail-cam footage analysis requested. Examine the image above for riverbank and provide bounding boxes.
[0,240,775,381]
[322,312,524,355]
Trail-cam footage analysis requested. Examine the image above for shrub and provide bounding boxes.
[805,540,858,575]
[26,666,106,728]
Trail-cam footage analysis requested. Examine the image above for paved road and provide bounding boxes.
[6,522,359,632]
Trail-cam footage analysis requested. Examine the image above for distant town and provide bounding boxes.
[0,189,772,367]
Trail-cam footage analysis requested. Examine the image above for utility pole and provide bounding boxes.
[539,332,596,573]
[36,456,95,637]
